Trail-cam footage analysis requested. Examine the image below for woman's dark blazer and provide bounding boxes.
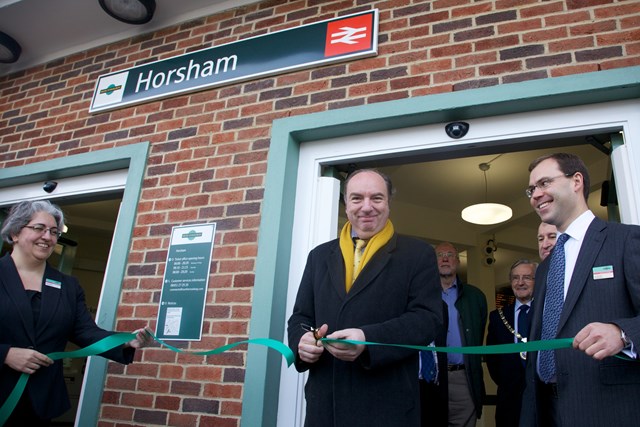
[0,254,134,420]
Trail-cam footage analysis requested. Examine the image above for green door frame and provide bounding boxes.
[0,142,149,425]
[242,66,640,426]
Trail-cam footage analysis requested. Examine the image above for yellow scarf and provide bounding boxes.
[339,219,394,292]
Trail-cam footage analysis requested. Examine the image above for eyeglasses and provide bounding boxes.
[23,224,62,238]
[510,275,534,282]
[436,251,457,259]
[525,173,574,198]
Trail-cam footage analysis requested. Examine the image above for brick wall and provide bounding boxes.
[1,0,639,425]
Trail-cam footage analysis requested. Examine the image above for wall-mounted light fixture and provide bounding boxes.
[461,160,512,225]
[99,0,156,25]
[0,31,21,63]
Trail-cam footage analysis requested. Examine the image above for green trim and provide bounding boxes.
[242,66,640,426]
[0,142,150,426]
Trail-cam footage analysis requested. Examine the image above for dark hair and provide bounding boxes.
[343,169,395,202]
[1,200,65,245]
[528,152,590,201]
[509,259,538,280]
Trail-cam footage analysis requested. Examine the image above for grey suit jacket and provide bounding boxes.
[520,217,640,426]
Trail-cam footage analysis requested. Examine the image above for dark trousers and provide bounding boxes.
[4,394,51,427]
[419,379,448,427]
[537,382,561,427]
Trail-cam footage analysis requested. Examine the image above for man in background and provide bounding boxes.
[486,259,537,427]
[537,222,557,261]
[431,242,487,427]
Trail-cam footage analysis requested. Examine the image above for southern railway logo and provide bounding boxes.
[99,84,123,95]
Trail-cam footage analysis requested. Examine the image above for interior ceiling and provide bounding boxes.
[378,135,611,231]
[337,134,613,256]
[0,0,258,76]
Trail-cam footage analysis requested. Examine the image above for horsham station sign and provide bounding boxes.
[90,9,378,113]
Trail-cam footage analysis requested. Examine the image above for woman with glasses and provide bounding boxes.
[0,200,152,426]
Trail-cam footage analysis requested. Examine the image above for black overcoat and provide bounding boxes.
[287,233,442,427]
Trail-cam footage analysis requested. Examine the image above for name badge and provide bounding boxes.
[45,278,62,289]
[592,265,613,280]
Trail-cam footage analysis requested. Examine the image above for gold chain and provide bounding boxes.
[497,307,528,360]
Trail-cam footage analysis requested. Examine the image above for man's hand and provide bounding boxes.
[4,347,53,374]
[298,324,329,363]
[323,328,365,362]
[573,322,624,360]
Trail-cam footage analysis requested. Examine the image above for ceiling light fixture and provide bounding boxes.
[99,0,156,25]
[0,31,22,63]
[461,161,512,225]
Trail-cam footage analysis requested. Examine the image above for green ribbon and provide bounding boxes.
[0,333,295,426]
[150,334,295,364]
[1,334,577,426]
[322,337,575,354]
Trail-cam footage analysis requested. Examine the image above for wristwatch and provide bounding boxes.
[620,329,632,347]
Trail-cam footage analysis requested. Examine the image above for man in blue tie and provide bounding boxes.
[486,259,537,427]
[521,152,640,427]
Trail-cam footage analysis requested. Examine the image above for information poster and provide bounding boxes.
[155,223,216,340]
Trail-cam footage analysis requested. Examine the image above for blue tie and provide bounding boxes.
[539,233,570,383]
[420,345,438,383]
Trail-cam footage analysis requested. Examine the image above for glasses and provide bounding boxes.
[525,173,574,198]
[23,224,62,238]
[510,275,534,283]
[436,251,457,259]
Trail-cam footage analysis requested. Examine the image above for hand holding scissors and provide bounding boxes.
[298,323,328,363]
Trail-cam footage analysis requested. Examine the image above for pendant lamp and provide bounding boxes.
[461,162,512,225]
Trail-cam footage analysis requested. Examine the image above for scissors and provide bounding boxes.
[300,323,322,344]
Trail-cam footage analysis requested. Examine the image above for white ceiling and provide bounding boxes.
[0,0,258,76]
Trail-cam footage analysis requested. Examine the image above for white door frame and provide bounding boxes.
[277,99,640,426]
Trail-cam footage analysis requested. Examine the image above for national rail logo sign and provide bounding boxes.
[89,9,378,113]
[325,13,374,57]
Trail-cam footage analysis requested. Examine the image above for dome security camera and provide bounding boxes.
[43,181,58,193]
[445,122,469,139]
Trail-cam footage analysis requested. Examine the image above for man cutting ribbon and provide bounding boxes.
[287,169,442,427]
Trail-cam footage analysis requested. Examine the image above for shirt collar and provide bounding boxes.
[563,209,595,242]
[515,299,532,311]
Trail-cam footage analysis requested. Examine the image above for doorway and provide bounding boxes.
[0,142,148,426]
[277,99,637,427]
